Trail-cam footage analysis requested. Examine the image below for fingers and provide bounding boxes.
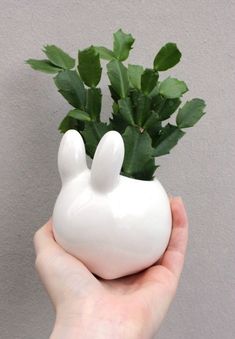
[33,219,99,298]
[33,220,96,276]
[33,219,63,256]
[160,197,189,280]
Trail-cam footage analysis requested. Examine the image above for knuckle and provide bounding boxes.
[33,228,41,246]
[34,252,44,270]
[168,278,178,295]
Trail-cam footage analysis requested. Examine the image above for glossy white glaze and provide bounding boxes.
[52,129,172,279]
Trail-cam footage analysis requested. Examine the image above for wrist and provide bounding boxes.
[51,320,142,339]
[50,302,147,339]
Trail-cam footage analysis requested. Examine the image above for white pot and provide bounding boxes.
[52,129,172,279]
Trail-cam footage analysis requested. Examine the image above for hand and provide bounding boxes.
[34,196,188,339]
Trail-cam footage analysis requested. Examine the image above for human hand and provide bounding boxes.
[34,196,188,339]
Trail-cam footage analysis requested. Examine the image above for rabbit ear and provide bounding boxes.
[91,131,124,192]
[58,129,87,183]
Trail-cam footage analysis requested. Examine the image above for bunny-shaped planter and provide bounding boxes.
[52,129,172,279]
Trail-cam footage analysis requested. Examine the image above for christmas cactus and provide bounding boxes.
[26,29,206,180]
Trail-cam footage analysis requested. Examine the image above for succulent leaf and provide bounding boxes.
[113,29,135,61]
[26,59,62,73]
[154,43,181,71]
[78,46,102,87]
[159,77,188,99]
[43,45,75,69]
[54,70,86,108]
[152,123,185,157]
[81,121,110,158]
[128,64,144,89]
[107,60,129,98]
[176,98,206,128]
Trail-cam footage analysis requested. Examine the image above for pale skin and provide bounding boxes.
[34,196,188,339]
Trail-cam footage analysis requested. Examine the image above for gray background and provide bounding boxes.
[0,0,234,338]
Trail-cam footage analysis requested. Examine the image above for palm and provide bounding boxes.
[34,197,188,337]
[61,246,181,338]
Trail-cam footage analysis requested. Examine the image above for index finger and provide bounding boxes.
[33,218,62,255]
[160,197,189,279]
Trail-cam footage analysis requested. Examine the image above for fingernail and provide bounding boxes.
[175,196,183,203]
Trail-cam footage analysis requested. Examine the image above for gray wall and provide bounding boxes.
[0,1,234,338]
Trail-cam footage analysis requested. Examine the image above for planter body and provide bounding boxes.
[52,129,172,279]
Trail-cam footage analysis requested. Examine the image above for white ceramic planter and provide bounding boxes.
[52,129,172,279]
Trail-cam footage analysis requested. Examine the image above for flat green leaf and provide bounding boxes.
[136,94,151,126]
[109,85,120,102]
[86,88,102,121]
[107,60,129,98]
[154,97,181,120]
[150,93,163,111]
[118,97,135,124]
[54,70,86,108]
[154,43,181,71]
[112,102,119,115]
[146,121,162,147]
[43,45,75,69]
[81,121,110,158]
[94,46,115,60]
[26,59,62,73]
[58,115,84,133]
[129,89,139,109]
[113,29,135,61]
[142,110,159,130]
[176,98,206,128]
[121,157,157,180]
[148,85,159,99]
[122,126,155,180]
[152,123,185,157]
[159,77,188,99]
[133,158,158,180]
[78,46,102,87]
[68,109,91,122]
[128,64,144,89]
[109,114,127,134]
[141,69,159,95]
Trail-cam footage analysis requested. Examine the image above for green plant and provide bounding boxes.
[26,29,206,180]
